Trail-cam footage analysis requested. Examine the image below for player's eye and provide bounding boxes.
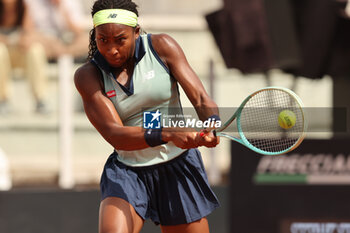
[116,37,126,43]
[98,38,107,43]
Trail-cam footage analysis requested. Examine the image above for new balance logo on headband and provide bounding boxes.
[107,13,118,19]
[93,9,138,27]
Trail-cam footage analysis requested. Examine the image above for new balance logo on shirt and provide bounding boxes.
[142,70,155,82]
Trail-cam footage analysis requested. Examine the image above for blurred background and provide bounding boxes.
[0,0,350,232]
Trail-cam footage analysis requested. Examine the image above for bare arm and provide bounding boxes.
[54,0,88,56]
[74,63,201,150]
[0,1,34,46]
[51,0,83,35]
[74,63,149,150]
[18,1,45,49]
[151,34,220,147]
[21,2,35,33]
[151,34,219,121]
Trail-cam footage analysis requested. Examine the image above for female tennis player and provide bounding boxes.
[74,0,220,232]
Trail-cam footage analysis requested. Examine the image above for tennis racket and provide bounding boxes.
[214,87,307,155]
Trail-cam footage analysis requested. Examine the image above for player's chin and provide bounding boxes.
[108,58,125,67]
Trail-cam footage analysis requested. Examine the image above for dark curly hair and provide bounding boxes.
[87,0,139,61]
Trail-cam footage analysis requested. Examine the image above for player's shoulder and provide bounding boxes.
[149,33,183,59]
[75,62,99,80]
[151,33,181,46]
[74,62,102,91]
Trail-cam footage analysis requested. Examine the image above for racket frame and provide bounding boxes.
[214,87,307,155]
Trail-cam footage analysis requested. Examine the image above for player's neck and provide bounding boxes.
[111,57,135,76]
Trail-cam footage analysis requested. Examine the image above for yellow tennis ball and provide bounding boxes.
[278,110,296,129]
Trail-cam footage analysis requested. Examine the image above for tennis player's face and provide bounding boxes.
[95,23,140,68]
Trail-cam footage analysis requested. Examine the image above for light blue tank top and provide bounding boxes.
[92,34,186,166]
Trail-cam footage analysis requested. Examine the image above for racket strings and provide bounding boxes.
[239,89,304,153]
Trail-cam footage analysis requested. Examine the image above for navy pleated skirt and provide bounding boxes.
[100,148,220,226]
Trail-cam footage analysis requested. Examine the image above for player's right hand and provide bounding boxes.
[162,128,200,149]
